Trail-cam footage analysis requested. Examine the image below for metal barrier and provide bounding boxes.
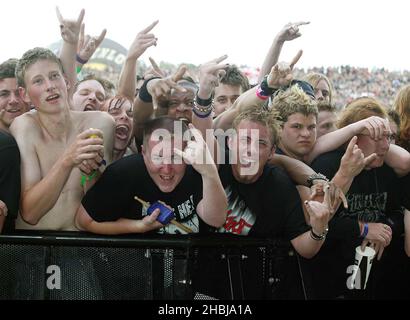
[0,231,304,300]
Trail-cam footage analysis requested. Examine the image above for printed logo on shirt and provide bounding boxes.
[218,186,256,235]
[339,192,388,222]
[154,195,199,234]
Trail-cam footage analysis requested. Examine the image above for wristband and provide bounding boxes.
[310,227,328,241]
[192,106,212,118]
[195,92,214,107]
[360,223,369,239]
[76,66,82,74]
[139,77,161,103]
[307,173,329,188]
[258,76,278,98]
[76,54,88,65]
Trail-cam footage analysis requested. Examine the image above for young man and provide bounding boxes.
[310,97,410,299]
[193,55,333,257]
[71,75,107,111]
[10,47,114,231]
[76,117,227,235]
[213,65,249,116]
[0,58,31,132]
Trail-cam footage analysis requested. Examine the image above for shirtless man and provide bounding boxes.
[11,45,114,229]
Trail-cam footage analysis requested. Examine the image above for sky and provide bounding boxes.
[1,0,409,71]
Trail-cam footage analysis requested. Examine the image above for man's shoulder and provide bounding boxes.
[264,164,295,185]
[9,112,40,136]
[312,148,344,165]
[73,111,115,129]
[106,153,144,173]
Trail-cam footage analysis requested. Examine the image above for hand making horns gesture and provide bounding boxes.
[56,7,85,45]
[267,50,303,89]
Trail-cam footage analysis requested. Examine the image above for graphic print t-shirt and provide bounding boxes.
[82,154,210,234]
[216,162,309,240]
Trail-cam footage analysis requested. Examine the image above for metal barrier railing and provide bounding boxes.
[0,231,302,300]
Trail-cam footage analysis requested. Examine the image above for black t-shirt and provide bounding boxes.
[0,130,21,232]
[82,154,210,234]
[216,162,309,240]
[310,148,409,298]
[311,149,404,241]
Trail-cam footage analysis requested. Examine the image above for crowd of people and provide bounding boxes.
[1,9,410,300]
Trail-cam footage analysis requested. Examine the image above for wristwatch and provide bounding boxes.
[310,226,329,241]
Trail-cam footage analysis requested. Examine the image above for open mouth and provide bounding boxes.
[115,125,130,140]
[45,94,60,103]
[6,108,22,114]
[84,103,96,111]
[240,157,257,168]
[159,175,174,181]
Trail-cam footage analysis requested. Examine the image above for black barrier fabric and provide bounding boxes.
[0,232,299,300]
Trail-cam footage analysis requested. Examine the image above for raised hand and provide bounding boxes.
[77,23,107,62]
[56,7,85,44]
[267,50,303,89]
[339,136,377,178]
[147,64,187,101]
[310,181,348,217]
[198,55,229,98]
[147,57,166,78]
[0,200,8,217]
[174,124,217,177]
[305,183,331,236]
[127,21,158,61]
[353,116,390,141]
[276,21,310,42]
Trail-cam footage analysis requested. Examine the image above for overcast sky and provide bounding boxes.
[2,0,409,71]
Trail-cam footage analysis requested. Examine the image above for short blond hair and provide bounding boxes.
[271,84,318,123]
[233,108,281,146]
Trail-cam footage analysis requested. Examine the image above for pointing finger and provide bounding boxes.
[188,123,205,143]
[289,50,303,69]
[363,153,377,166]
[97,29,107,44]
[149,57,165,77]
[213,54,228,64]
[141,20,159,34]
[294,21,310,26]
[76,9,85,26]
[346,136,358,154]
[172,64,187,82]
[56,6,64,23]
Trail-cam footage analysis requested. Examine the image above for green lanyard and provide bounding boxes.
[80,170,98,187]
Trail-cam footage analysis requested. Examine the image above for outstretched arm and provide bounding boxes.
[192,54,228,165]
[76,23,106,74]
[133,65,186,140]
[306,116,388,164]
[76,204,163,234]
[56,7,84,99]
[174,125,227,228]
[214,50,303,131]
[258,21,309,82]
[117,21,158,100]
